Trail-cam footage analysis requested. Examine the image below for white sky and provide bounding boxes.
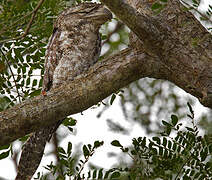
[0,0,211,179]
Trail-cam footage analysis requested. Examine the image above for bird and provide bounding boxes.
[15,3,112,179]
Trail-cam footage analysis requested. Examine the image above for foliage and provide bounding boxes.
[36,140,123,180]
[0,0,211,179]
[111,103,212,179]
[100,79,194,135]
[0,0,65,106]
[35,103,212,179]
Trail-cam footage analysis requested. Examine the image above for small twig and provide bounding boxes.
[21,0,45,38]
[0,48,21,102]
[77,152,93,177]
[174,153,193,180]
[0,0,45,43]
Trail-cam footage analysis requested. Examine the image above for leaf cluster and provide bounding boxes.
[34,103,212,179]
[37,140,122,179]
[111,103,212,179]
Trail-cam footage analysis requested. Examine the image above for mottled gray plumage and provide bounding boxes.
[16,3,112,179]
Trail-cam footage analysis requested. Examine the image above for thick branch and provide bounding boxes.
[102,0,212,107]
[0,48,158,146]
[1,0,212,147]
[1,45,212,146]
[101,0,165,55]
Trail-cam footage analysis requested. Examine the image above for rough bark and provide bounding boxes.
[0,0,212,146]
[101,0,212,106]
[0,48,157,146]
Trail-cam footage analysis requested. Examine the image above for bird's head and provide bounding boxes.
[55,3,112,30]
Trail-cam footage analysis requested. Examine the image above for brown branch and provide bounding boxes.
[0,0,212,148]
[101,0,166,55]
[0,43,212,147]
[0,48,161,147]
[21,0,45,38]
[101,0,212,106]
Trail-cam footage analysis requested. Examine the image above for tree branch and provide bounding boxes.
[0,0,212,147]
[101,0,212,106]
[101,0,165,55]
[0,48,155,146]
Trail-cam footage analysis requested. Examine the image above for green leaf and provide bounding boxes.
[87,171,91,178]
[76,166,79,171]
[152,2,162,10]
[29,89,41,97]
[123,147,129,152]
[141,137,146,148]
[160,0,167,2]
[67,142,72,155]
[111,140,123,147]
[26,77,30,86]
[32,79,37,86]
[94,141,104,148]
[0,150,10,160]
[83,145,89,158]
[168,140,172,149]
[185,127,194,132]
[152,137,161,145]
[162,120,172,127]
[177,145,181,152]
[173,142,177,151]
[192,0,199,5]
[110,94,116,105]
[104,170,111,179]
[17,67,21,74]
[200,148,208,161]
[152,148,157,155]
[171,114,178,126]
[70,119,77,126]
[19,134,30,142]
[97,169,103,179]
[88,144,92,151]
[159,146,163,156]
[101,35,107,40]
[131,150,136,155]
[164,149,168,158]
[0,144,10,150]
[194,172,200,178]
[162,137,167,147]
[110,171,120,179]
[92,169,97,178]
[58,147,66,155]
[209,144,212,153]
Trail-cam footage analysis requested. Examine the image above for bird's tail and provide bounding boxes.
[15,119,64,180]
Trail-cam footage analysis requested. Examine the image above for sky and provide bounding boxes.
[0,0,211,179]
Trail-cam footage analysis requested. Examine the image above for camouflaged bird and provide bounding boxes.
[16,3,112,179]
